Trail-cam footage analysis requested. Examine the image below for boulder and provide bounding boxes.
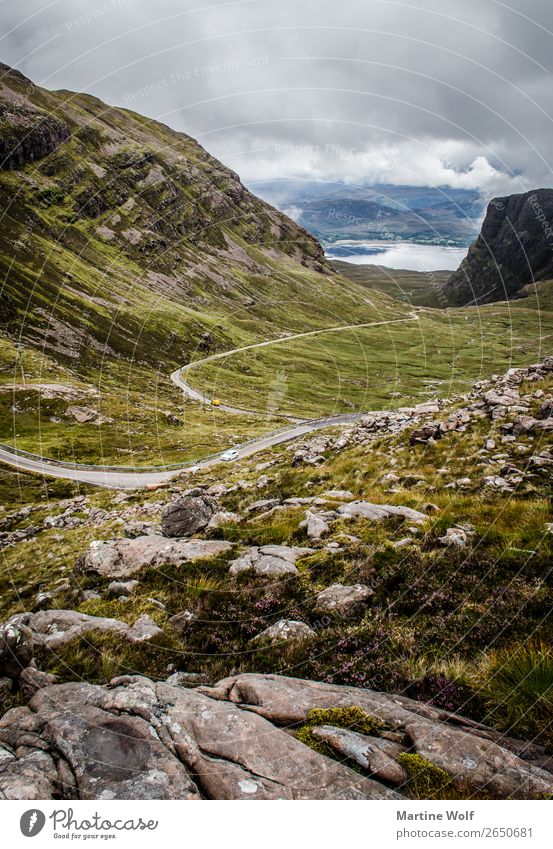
[207,510,241,529]
[106,579,140,597]
[77,535,232,579]
[126,615,163,644]
[228,545,313,576]
[306,511,329,539]
[253,620,316,644]
[337,501,427,524]
[161,491,218,537]
[438,527,469,548]
[314,583,373,619]
[410,424,441,445]
[65,405,101,424]
[323,490,355,501]
[7,610,128,651]
[0,623,34,679]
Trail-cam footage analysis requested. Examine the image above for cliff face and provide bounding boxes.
[443,189,553,306]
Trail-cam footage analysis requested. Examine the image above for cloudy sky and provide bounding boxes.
[1,0,552,196]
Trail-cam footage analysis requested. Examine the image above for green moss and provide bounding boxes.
[397,753,464,800]
[303,705,386,735]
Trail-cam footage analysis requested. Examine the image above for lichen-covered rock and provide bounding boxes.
[406,721,553,799]
[337,501,427,523]
[0,672,550,800]
[7,610,128,650]
[314,583,374,620]
[0,675,400,800]
[253,619,316,644]
[228,545,313,576]
[126,614,163,644]
[306,511,330,539]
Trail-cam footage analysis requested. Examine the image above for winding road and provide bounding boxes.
[0,315,418,489]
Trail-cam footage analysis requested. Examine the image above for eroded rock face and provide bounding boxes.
[0,672,550,800]
[0,676,400,800]
[228,545,313,576]
[161,491,218,537]
[202,674,553,798]
[77,535,232,578]
[0,101,70,170]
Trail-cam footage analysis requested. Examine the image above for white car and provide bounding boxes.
[221,449,238,461]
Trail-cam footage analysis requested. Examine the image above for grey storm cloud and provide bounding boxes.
[1,0,552,195]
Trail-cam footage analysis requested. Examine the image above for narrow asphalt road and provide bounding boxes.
[0,314,418,489]
[171,315,417,417]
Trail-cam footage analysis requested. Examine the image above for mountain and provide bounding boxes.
[443,189,553,306]
[254,180,485,247]
[0,63,372,379]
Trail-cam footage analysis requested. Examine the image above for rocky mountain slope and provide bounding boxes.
[444,189,553,306]
[0,62,387,378]
[1,358,552,799]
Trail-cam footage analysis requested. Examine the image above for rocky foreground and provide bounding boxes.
[0,672,551,800]
[1,358,552,800]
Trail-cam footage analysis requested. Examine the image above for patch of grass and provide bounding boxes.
[36,630,183,684]
[474,640,553,747]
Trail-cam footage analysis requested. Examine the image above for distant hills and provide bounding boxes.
[254,180,485,248]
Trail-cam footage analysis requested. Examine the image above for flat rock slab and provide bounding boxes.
[201,674,552,799]
[406,721,553,799]
[0,676,400,800]
[229,545,313,576]
[77,535,232,578]
[337,501,427,523]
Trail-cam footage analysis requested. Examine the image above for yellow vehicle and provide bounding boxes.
[211,398,221,407]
